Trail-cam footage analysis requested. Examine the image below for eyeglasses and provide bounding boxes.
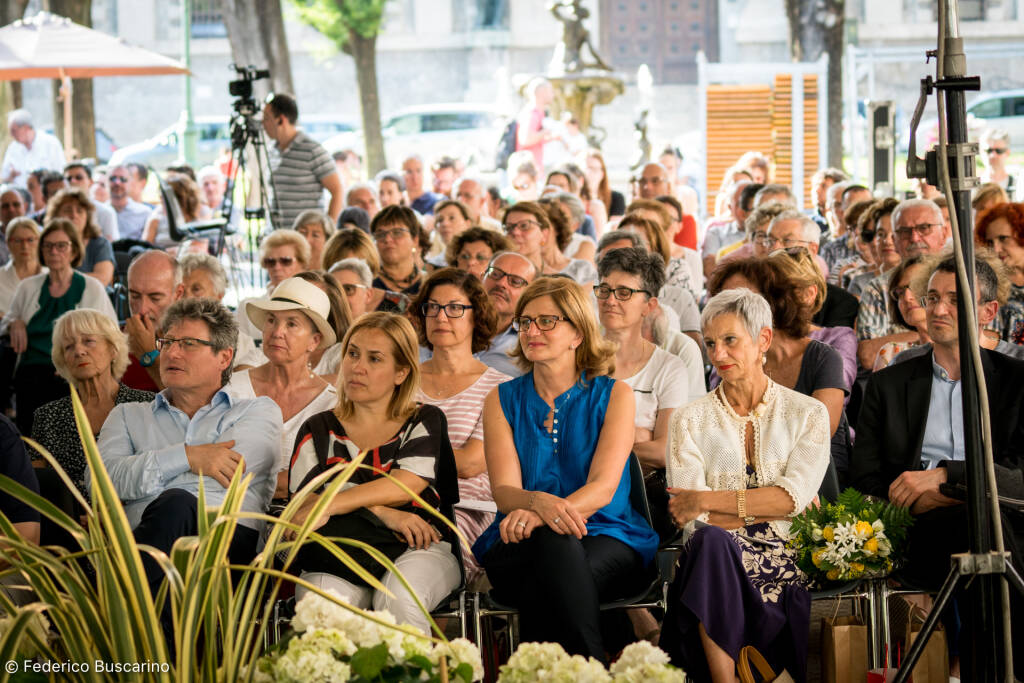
[484,266,529,289]
[594,283,651,301]
[8,237,37,246]
[503,219,541,235]
[42,241,72,252]
[895,223,939,240]
[373,227,410,242]
[458,252,491,263]
[637,177,665,187]
[920,292,958,309]
[108,175,129,183]
[155,336,217,352]
[421,302,473,318]
[339,283,367,296]
[985,147,1009,155]
[512,314,571,332]
[262,256,295,268]
[890,285,915,302]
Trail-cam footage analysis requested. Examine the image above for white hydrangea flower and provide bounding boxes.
[548,654,611,683]
[499,642,571,682]
[610,641,670,672]
[271,629,355,682]
[433,638,485,681]
[609,642,684,683]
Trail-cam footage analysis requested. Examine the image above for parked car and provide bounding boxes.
[323,103,507,170]
[44,127,116,163]
[920,89,1024,151]
[109,114,356,170]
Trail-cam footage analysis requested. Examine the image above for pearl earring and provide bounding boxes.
[762,353,767,365]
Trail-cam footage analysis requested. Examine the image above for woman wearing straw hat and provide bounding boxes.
[226,277,338,499]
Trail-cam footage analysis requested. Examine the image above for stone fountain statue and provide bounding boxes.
[542,0,624,148]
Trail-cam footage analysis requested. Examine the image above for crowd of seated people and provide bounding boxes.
[2,110,1024,682]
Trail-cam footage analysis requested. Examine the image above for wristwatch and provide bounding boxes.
[139,348,160,367]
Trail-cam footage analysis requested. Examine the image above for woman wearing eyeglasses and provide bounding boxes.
[408,268,510,583]
[227,277,338,500]
[445,227,514,280]
[2,219,117,433]
[370,205,425,297]
[870,256,929,370]
[503,201,597,285]
[0,218,44,318]
[46,187,115,286]
[472,277,658,661]
[976,202,1024,345]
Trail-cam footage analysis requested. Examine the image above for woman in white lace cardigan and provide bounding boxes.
[659,288,829,683]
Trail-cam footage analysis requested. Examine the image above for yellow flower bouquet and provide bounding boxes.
[789,488,915,584]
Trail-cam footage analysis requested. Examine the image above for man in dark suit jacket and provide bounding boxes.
[849,254,1024,679]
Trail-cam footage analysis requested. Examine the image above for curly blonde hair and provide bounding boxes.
[509,276,616,377]
[51,309,130,385]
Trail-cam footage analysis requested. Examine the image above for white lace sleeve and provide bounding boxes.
[774,397,831,515]
[665,406,711,491]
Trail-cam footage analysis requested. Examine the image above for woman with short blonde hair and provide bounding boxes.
[322,228,380,275]
[473,276,657,661]
[33,309,155,500]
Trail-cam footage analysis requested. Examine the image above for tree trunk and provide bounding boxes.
[0,0,31,154]
[221,0,294,98]
[785,0,845,169]
[349,30,386,174]
[44,0,95,160]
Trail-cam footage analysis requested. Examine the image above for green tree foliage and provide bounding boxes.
[292,0,389,173]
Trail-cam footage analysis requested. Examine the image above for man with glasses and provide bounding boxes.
[980,129,1020,201]
[122,250,185,392]
[96,297,281,596]
[262,93,343,230]
[857,199,951,368]
[476,251,538,376]
[108,164,153,241]
[63,162,118,242]
[849,254,1024,676]
[636,162,670,200]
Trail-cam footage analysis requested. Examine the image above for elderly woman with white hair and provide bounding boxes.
[31,309,155,500]
[328,257,374,319]
[660,288,830,683]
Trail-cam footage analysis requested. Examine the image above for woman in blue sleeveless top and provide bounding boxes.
[471,276,658,662]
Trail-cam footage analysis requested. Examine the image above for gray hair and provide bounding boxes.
[551,191,585,226]
[597,229,643,253]
[981,128,1010,146]
[159,298,238,386]
[328,256,373,288]
[346,182,378,205]
[291,208,335,237]
[487,250,538,280]
[128,249,183,287]
[596,246,666,297]
[700,288,773,341]
[196,165,225,184]
[178,253,228,298]
[453,175,485,199]
[770,209,821,243]
[892,198,942,231]
[753,183,796,208]
[7,109,32,129]
[826,181,850,210]
[811,167,848,185]
[743,202,791,238]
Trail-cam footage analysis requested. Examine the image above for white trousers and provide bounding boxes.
[297,541,461,634]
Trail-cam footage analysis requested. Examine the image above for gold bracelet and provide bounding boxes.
[736,489,747,520]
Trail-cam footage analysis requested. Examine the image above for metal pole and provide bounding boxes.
[941,4,999,678]
[181,0,197,165]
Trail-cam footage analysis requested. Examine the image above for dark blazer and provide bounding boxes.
[813,283,859,329]
[849,347,1024,500]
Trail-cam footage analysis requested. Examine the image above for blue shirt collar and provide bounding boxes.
[930,352,958,384]
[153,387,233,413]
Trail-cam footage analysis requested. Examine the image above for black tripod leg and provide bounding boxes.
[891,564,961,683]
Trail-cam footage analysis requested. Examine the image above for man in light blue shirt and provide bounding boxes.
[95,298,282,581]
[475,252,537,378]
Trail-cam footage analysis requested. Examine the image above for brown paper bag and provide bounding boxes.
[820,615,869,683]
[904,607,949,683]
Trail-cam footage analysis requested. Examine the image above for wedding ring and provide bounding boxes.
[553,516,561,524]
[516,521,526,528]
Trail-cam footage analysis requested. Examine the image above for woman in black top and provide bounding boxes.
[286,312,459,633]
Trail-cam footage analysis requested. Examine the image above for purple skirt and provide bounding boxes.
[661,524,811,682]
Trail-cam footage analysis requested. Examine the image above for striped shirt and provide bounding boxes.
[417,365,511,583]
[269,130,336,230]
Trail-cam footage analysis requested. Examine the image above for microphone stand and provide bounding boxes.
[901,1,1022,680]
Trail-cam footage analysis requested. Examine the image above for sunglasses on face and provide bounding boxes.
[262,256,295,268]
[109,175,129,183]
[986,147,1009,155]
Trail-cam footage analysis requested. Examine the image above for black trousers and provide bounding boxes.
[899,504,1024,680]
[13,363,68,436]
[133,488,260,594]
[481,527,644,662]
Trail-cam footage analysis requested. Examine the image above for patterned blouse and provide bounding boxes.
[31,384,156,500]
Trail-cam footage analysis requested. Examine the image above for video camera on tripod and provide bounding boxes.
[228,64,270,147]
